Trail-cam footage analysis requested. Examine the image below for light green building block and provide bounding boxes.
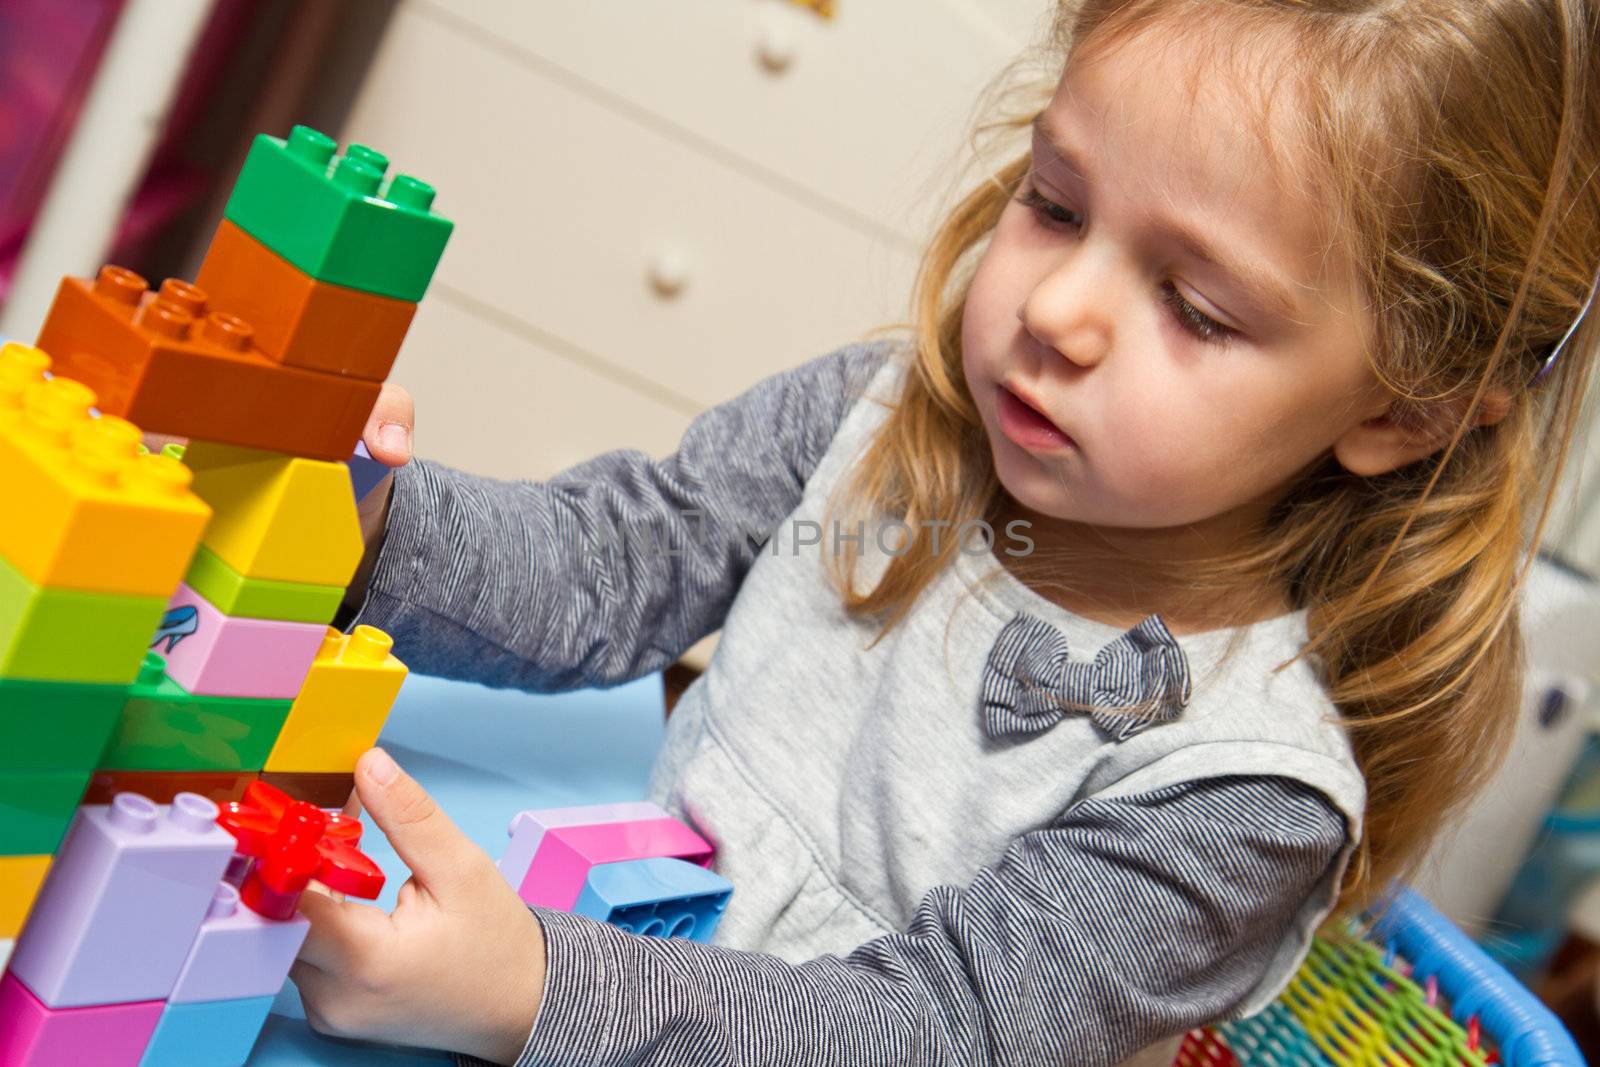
[184,545,342,625]
[0,552,165,685]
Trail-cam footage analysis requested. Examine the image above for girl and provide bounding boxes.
[291,1,1600,1065]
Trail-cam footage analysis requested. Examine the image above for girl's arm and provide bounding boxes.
[342,339,891,691]
[482,774,1346,1067]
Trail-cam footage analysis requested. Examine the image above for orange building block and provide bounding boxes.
[196,219,417,381]
[0,854,52,938]
[35,267,380,462]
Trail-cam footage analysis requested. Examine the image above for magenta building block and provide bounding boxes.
[498,801,667,888]
[0,971,162,1067]
[517,818,714,910]
[169,881,308,1004]
[153,583,325,698]
[7,792,237,1008]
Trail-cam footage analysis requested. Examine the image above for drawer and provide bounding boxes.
[393,297,695,482]
[404,0,1044,245]
[344,4,921,410]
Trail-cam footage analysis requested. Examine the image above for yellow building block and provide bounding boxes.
[0,853,52,938]
[182,440,363,587]
[0,344,212,598]
[264,625,408,773]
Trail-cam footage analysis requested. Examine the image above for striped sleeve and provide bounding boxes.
[454,775,1349,1067]
[346,340,890,691]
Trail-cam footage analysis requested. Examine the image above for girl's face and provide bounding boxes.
[962,27,1389,538]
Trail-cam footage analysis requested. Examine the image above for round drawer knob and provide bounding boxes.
[757,24,796,72]
[648,250,691,298]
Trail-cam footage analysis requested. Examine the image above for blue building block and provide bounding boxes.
[138,993,275,1066]
[573,856,732,943]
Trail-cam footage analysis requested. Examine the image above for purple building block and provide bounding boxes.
[7,792,236,1008]
[498,801,667,889]
[0,970,162,1067]
[168,881,309,1004]
[347,440,390,503]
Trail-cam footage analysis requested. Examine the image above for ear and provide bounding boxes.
[1333,385,1511,477]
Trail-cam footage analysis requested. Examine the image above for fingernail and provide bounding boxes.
[364,748,399,786]
[378,423,411,459]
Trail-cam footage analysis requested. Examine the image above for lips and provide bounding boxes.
[1005,384,1070,433]
[997,384,1075,451]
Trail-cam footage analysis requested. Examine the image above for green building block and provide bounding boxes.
[0,768,90,854]
[0,552,165,685]
[184,545,342,625]
[223,125,453,301]
[0,677,125,772]
[99,653,292,772]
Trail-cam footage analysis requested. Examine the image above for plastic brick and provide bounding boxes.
[196,218,417,380]
[0,854,51,939]
[0,972,162,1067]
[0,676,125,772]
[0,770,90,855]
[181,441,363,587]
[137,993,276,1067]
[168,881,308,1003]
[498,801,668,889]
[183,545,342,625]
[263,626,407,774]
[515,818,714,911]
[34,267,381,462]
[224,126,453,302]
[347,439,390,503]
[0,345,211,597]
[84,769,257,807]
[0,550,166,685]
[573,857,732,943]
[99,653,292,772]
[7,792,237,1008]
[152,584,325,699]
[255,770,354,809]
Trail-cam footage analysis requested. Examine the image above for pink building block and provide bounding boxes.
[498,801,667,888]
[152,583,325,698]
[0,971,162,1067]
[7,792,236,1008]
[515,818,714,911]
[168,880,309,1004]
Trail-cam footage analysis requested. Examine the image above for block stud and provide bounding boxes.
[139,299,195,340]
[94,264,147,308]
[202,311,254,352]
[344,143,389,176]
[332,156,383,197]
[158,278,208,318]
[0,344,50,407]
[287,124,337,167]
[388,174,437,213]
[344,625,394,665]
[109,792,160,833]
[170,792,221,834]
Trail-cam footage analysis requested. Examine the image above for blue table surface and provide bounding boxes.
[247,670,668,1065]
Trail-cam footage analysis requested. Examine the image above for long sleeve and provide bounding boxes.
[464,775,1348,1067]
[346,340,891,691]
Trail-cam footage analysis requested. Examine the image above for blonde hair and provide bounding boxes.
[825,0,1600,914]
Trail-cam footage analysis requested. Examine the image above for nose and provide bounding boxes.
[1016,253,1114,368]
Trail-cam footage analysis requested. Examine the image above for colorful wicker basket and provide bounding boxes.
[1175,890,1584,1067]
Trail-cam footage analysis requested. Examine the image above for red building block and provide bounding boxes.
[35,268,380,461]
[217,780,383,920]
[195,219,416,381]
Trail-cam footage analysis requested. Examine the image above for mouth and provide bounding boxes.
[996,384,1075,453]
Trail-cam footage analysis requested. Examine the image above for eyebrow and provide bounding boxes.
[1030,115,1305,321]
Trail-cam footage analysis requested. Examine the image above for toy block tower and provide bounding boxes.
[0,123,450,1065]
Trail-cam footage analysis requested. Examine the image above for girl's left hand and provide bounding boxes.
[291,748,546,1065]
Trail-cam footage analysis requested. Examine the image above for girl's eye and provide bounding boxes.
[1159,283,1235,346]
[1016,186,1082,229]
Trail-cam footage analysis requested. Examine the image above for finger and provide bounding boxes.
[353,747,483,899]
[294,882,387,971]
[362,382,414,467]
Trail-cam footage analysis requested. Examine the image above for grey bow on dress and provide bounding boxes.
[981,611,1193,742]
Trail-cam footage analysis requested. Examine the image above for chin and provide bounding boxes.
[990,440,1077,521]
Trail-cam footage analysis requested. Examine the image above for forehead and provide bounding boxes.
[1042,23,1346,299]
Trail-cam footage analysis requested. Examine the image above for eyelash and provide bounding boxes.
[1013,184,1236,346]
